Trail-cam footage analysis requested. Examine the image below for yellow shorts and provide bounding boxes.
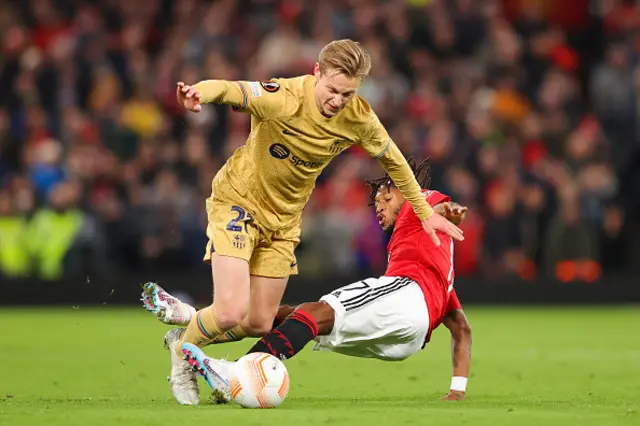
[203,197,300,278]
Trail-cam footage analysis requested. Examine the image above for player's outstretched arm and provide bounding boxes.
[176,80,244,113]
[176,80,291,118]
[442,309,472,400]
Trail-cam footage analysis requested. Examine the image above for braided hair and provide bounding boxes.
[365,157,431,206]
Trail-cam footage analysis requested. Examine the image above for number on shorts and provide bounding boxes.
[226,206,254,233]
[244,211,254,232]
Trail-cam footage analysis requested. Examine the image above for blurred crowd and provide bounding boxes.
[1,0,639,283]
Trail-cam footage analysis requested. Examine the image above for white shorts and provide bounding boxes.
[311,276,430,361]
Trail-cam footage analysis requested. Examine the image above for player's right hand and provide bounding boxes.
[442,390,465,401]
[421,212,464,247]
[176,81,202,112]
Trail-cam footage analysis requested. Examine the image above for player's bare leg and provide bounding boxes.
[246,301,334,359]
[275,305,296,320]
[208,275,289,344]
[244,275,289,335]
[143,275,294,352]
[174,254,251,356]
[141,282,196,326]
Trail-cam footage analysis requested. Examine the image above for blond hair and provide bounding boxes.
[318,39,372,79]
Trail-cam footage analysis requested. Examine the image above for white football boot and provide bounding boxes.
[182,342,233,403]
[164,328,200,405]
[141,282,196,326]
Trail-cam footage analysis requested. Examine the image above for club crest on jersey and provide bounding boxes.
[233,234,246,249]
[269,143,290,159]
[329,139,348,154]
[261,81,280,93]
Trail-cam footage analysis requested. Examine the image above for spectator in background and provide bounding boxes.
[0,188,31,279]
[0,0,638,283]
[27,179,103,280]
[590,39,636,172]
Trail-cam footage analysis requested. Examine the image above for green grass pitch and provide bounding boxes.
[0,306,638,426]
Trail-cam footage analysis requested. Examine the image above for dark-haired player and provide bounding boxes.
[159,158,473,402]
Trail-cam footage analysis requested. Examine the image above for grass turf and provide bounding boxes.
[0,306,638,426]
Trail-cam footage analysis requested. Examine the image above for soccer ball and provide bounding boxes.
[229,353,290,408]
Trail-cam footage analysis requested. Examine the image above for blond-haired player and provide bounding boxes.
[142,39,463,405]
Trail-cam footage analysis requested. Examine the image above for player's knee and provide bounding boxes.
[244,317,274,337]
[213,307,248,330]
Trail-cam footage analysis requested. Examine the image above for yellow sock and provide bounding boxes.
[175,305,223,356]
[210,325,249,344]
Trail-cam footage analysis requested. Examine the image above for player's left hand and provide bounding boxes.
[421,213,464,247]
[443,202,468,226]
[442,390,465,401]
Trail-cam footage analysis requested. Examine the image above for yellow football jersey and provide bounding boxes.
[194,75,434,231]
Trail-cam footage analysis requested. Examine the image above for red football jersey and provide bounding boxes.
[384,189,462,342]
